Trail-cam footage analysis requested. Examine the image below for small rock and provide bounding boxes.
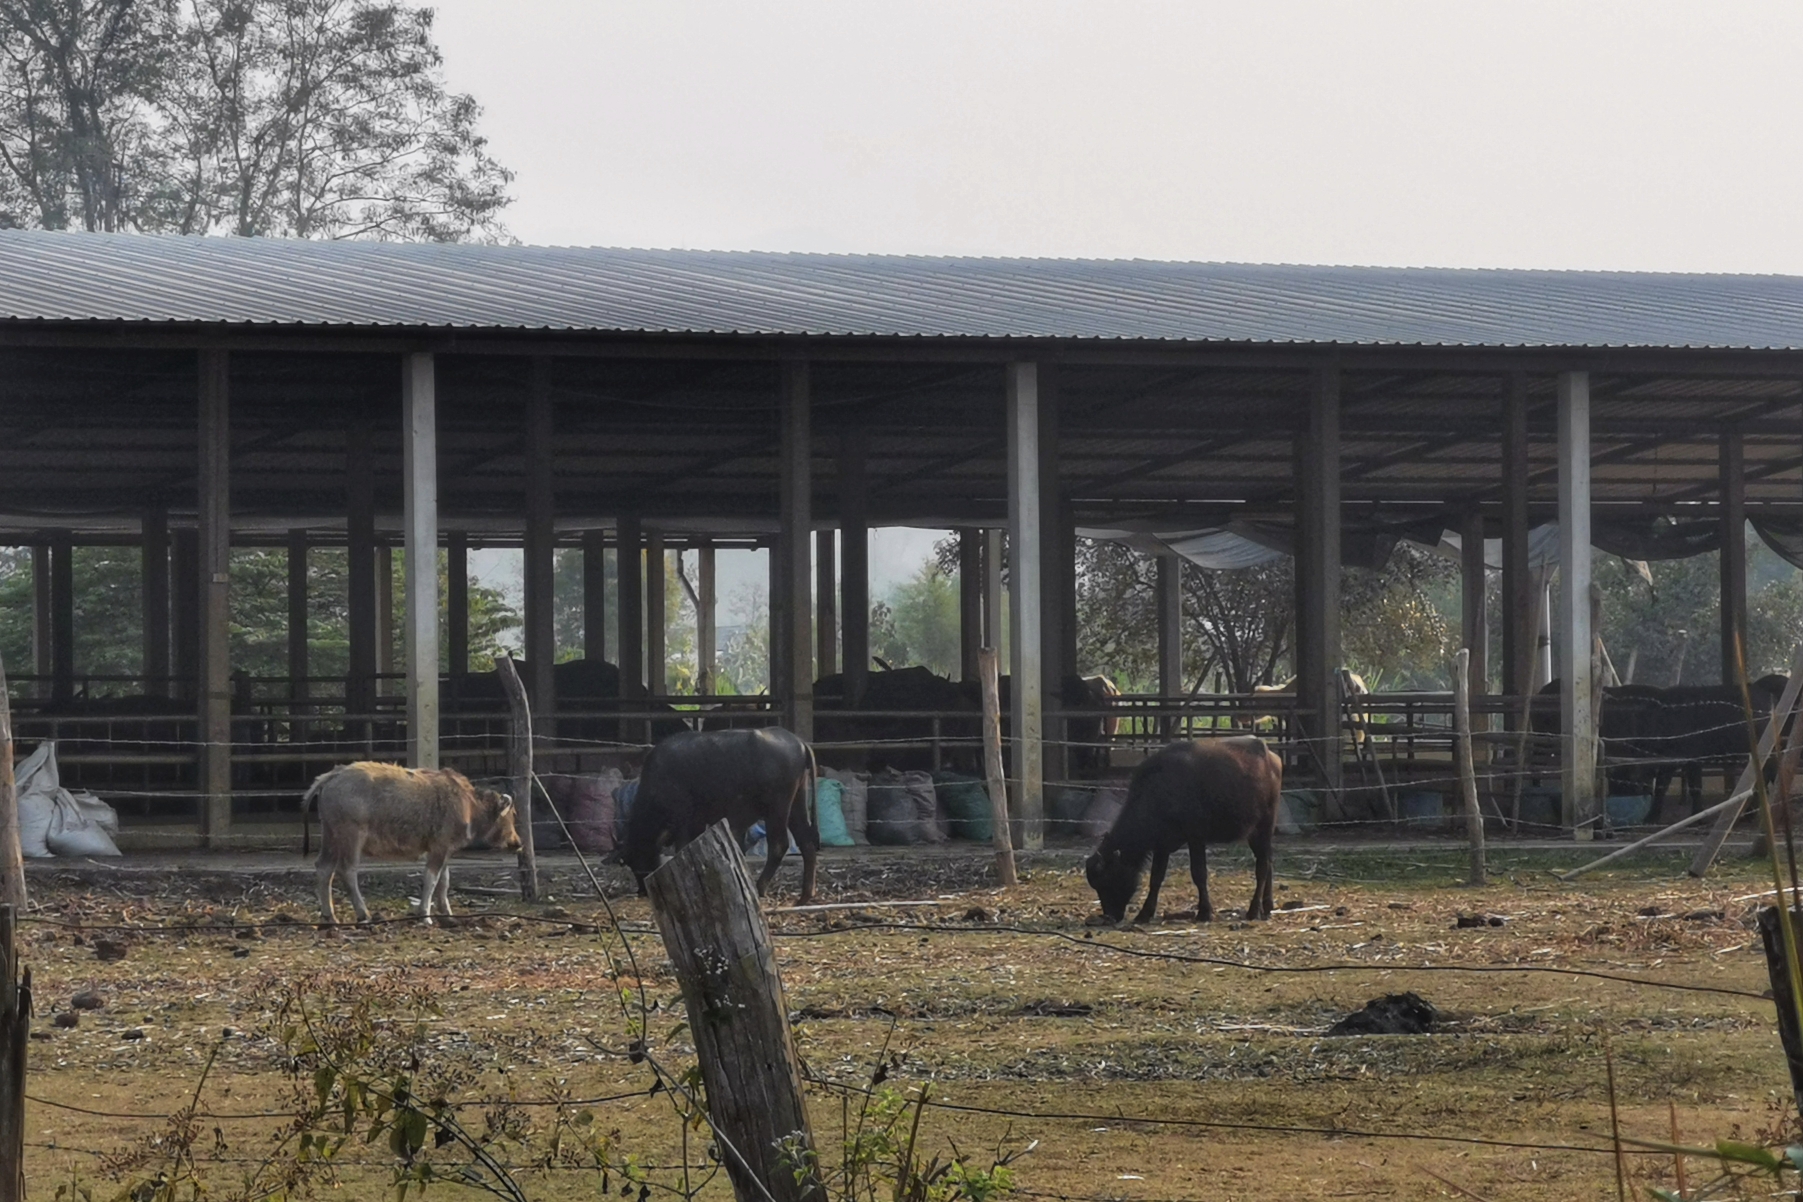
[28,1030,51,1041]
[570,923,598,935]
[962,906,992,923]
[1333,906,1350,917]
[1326,992,1438,1037]
[231,946,251,959]
[1455,914,1486,929]
[1638,905,1666,918]
[52,1011,78,1029]
[70,933,86,947]
[1488,915,1506,927]
[1280,899,1304,910]
[233,927,260,940]
[1387,902,1413,911]
[121,1028,145,1041]
[221,1027,237,1039]
[94,939,128,962]
[71,990,105,1011]
[543,906,571,920]
[1685,909,1725,923]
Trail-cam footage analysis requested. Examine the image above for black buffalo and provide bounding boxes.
[1085,736,1281,925]
[621,726,820,904]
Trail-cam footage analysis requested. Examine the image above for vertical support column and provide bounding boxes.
[767,541,783,701]
[346,417,377,720]
[376,547,394,686]
[286,530,308,704]
[142,510,169,697]
[49,536,72,703]
[1006,361,1044,849]
[29,546,48,684]
[1720,425,1747,682]
[171,530,198,700]
[816,528,837,679]
[617,514,644,697]
[1557,370,1596,836]
[958,529,982,681]
[697,541,717,694]
[446,531,469,682]
[646,533,667,696]
[1157,552,1183,699]
[402,352,439,770]
[523,359,557,726]
[1501,375,1532,709]
[1294,364,1343,794]
[197,349,232,843]
[779,361,813,738]
[1460,509,1489,711]
[582,529,608,662]
[839,431,870,706]
[983,528,1003,663]
[1037,375,1066,791]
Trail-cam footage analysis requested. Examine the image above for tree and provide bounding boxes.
[878,561,960,678]
[0,0,511,239]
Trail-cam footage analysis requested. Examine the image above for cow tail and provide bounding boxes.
[807,742,819,832]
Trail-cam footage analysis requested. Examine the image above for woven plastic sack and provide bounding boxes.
[865,774,921,845]
[825,768,869,845]
[568,769,622,854]
[46,790,121,857]
[14,742,57,858]
[815,778,854,847]
[933,771,993,842]
[900,770,944,843]
[1079,786,1128,840]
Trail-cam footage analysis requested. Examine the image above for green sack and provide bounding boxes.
[933,770,993,842]
[814,778,855,847]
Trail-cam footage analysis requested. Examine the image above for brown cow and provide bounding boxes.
[307,761,520,925]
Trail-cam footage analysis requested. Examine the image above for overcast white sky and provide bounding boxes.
[439,1,1803,624]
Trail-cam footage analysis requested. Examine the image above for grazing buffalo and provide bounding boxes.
[307,762,520,925]
[621,727,820,904]
[1085,736,1281,925]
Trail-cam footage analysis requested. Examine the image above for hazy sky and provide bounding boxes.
[427,1,1803,273]
[437,2,1803,626]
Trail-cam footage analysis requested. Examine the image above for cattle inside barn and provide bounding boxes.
[621,726,821,904]
[307,761,520,925]
[1085,736,1281,925]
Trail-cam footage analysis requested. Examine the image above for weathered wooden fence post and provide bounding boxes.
[1759,906,1803,1125]
[496,655,538,902]
[646,822,820,1202]
[1452,648,1486,886]
[0,904,29,1201]
[0,653,23,911]
[979,647,1018,887]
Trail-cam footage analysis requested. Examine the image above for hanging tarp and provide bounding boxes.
[1753,517,1803,571]
[1079,514,1447,572]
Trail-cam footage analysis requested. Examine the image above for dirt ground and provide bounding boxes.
[14,839,1799,1200]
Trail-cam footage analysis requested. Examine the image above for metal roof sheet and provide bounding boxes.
[3,230,1803,348]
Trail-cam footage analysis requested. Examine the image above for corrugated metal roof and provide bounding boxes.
[3,230,1803,348]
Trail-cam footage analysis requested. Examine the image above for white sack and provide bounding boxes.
[46,790,122,857]
[15,741,58,858]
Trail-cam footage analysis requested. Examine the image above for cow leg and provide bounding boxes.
[1651,765,1674,819]
[1247,829,1275,921]
[418,853,448,925]
[1132,848,1170,925]
[755,821,788,899]
[343,864,371,924]
[434,858,453,920]
[1188,845,1214,922]
[315,859,339,926]
[1685,763,1704,814]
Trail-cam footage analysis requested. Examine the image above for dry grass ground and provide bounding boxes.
[14,841,1797,1200]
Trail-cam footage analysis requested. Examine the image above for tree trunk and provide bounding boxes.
[0,904,27,1201]
[979,647,1018,887]
[0,655,21,912]
[645,822,820,1202]
[496,655,538,902]
[1452,648,1486,886]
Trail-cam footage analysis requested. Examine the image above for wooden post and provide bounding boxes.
[582,529,608,662]
[959,529,982,682]
[525,358,558,731]
[49,535,72,703]
[645,822,821,1202]
[618,514,644,698]
[1460,510,1489,711]
[0,904,26,1202]
[779,361,813,739]
[1501,375,1532,707]
[287,530,308,706]
[1721,426,1748,685]
[1759,905,1803,1124]
[28,547,47,686]
[646,533,667,697]
[979,648,1018,887]
[1452,648,1487,886]
[816,528,837,679]
[447,531,469,682]
[142,509,170,697]
[1295,364,1343,796]
[0,654,22,911]
[1157,552,1183,735]
[497,655,538,902]
[1558,370,1596,838]
[1006,362,1044,849]
[983,529,1003,663]
[697,540,717,694]
[839,432,870,707]
[402,352,439,769]
[197,349,232,844]
[346,416,377,721]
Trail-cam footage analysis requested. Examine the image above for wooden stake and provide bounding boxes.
[0,904,27,1202]
[645,822,820,1202]
[1759,905,1803,1127]
[0,654,21,911]
[496,655,538,902]
[979,647,1018,887]
[1452,648,1486,886]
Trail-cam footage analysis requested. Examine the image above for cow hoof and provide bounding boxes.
[1084,913,1116,927]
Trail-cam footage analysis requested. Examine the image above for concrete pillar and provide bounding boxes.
[582,529,607,662]
[524,359,557,723]
[958,528,982,681]
[286,529,307,703]
[1460,509,1488,702]
[1157,552,1183,698]
[1501,375,1532,706]
[617,513,643,697]
[48,535,72,702]
[780,361,813,738]
[196,349,232,843]
[1294,364,1343,793]
[697,541,717,693]
[646,533,667,696]
[1557,370,1596,836]
[1006,361,1044,849]
[376,546,394,686]
[346,417,377,718]
[1720,425,1747,682]
[816,528,837,680]
[142,510,169,697]
[446,531,469,681]
[402,351,439,770]
[1038,375,1068,788]
[839,431,870,706]
[30,545,48,684]
[767,539,783,701]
